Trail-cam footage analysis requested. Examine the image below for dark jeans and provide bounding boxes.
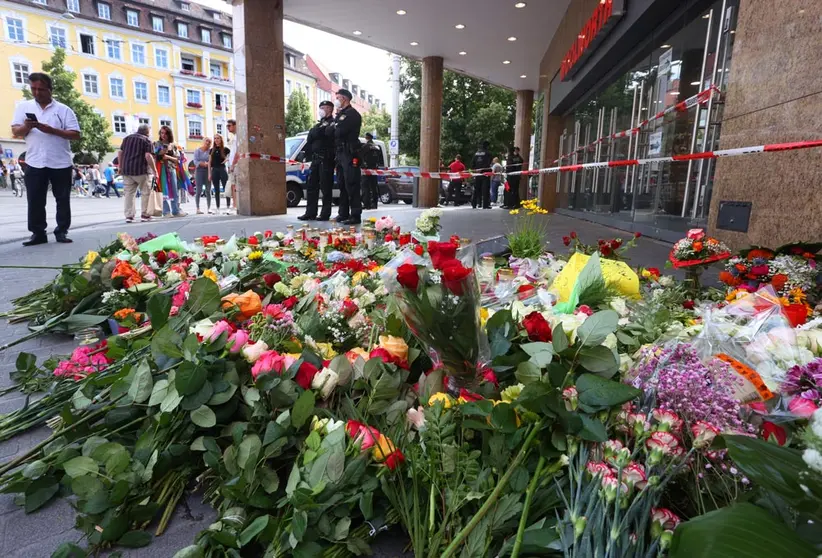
[473,176,490,208]
[361,175,379,209]
[25,166,72,238]
[195,167,211,209]
[211,165,228,209]
[105,180,120,198]
[336,153,362,219]
[305,156,335,218]
[446,179,462,205]
[506,176,521,208]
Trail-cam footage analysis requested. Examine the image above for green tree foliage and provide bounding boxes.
[285,90,314,136]
[398,58,516,168]
[361,106,391,140]
[22,48,112,162]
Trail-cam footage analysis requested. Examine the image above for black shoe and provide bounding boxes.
[22,235,47,247]
[346,218,362,225]
[55,234,73,244]
[297,214,316,221]
[333,215,349,222]
[316,215,330,221]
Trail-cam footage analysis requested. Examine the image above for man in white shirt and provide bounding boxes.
[11,72,81,246]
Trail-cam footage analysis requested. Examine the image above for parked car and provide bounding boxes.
[284,135,388,207]
[382,167,471,205]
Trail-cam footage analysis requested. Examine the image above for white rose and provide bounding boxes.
[333,284,351,300]
[658,276,674,287]
[165,270,182,284]
[803,448,822,474]
[242,340,269,363]
[609,298,629,318]
[311,367,339,399]
[189,318,214,338]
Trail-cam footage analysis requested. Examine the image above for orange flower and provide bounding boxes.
[746,248,774,261]
[111,260,142,288]
[692,241,704,253]
[719,271,742,286]
[771,273,788,291]
[113,308,137,321]
[221,290,262,320]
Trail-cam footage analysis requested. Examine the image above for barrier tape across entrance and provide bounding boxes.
[237,139,822,180]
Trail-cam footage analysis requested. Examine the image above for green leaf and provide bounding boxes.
[24,476,59,513]
[551,323,569,353]
[259,467,280,493]
[22,460,48,480]
[187,277,221,316]
[181,381,214,411]
[576,374,640,408]
[190,405,217,428]
[146,293,172,332]
[148,379,169,407]
[578,415,608,442]
[71,475,104,500]
[176,362,207,396]
[102,514,129,542]
[172,546,205,558]
[577,345,619,376]
[670,503,816,558]
[285,463,300,497]
[515,361,542,385]
[239,515,270,547]
[106,449,130,476]
[327,449,345,483]
[491,403,519,433]
[238,435,262,470]
[128,360,153,404]
[160,383,183,413]
[333,517,351,541]
[208,382,237,406]
[263,421,286,447]
[63,456,98,478]
[118,530,153,548]
[71,389,92,411]
[576,310,618,347]
[509,466,529,492]
[151,324,183,359]
[292,510,308,541]
[51,542,87,558]
[291,391,315,429]
[183,333,200,361]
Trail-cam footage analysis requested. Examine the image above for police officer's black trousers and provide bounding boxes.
[336,154,362,220]
[506,176,521,208]
[473,176,491,208]
[361,175,379,209]
[305,156,335,218]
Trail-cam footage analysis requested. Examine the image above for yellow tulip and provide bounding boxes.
[428,392,454,408]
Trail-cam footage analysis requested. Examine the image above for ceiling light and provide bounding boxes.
[730,30,735,34]
[502,60,511,64]
[458,51,467,56]
[661,44,671,48]
[353,30,362,35]
[690,81,700,86]
[508,36,517,41]
[396,9,406,15]
[455,24,465,29]
[515,2,527,7]
[410,41,419,46]
[520,74,527,78]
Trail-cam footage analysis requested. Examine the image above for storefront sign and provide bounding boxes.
[560,0,626,81]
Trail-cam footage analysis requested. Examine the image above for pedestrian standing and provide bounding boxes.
[225,119,237,214]
[329,89,363,225]
[103,162,119,198]
[359,132,383,210]
[446,155,466,205]
[10,161,24,197]
[471,141,493,209]
[117,124,156,223]
[210,134,230,214]
[299,100,335,221]
[154,126,186,218]
[10,73,80,246]
[504,146,524,209]
[90,164,102,197]
[72,166,86,197]
[490,157,503,206]
[193,137,212,214]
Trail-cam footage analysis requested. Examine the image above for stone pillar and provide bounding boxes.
[514,89,534,200]
[538,90,561,211]
[232,0,286,216]
[418,56,443,207]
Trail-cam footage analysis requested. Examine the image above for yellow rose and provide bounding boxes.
[371,434,396,463]
[428,392,454,408]
[314,342,337,360]
[352,271,368,285]
[480,307,490,328]
[378,335,408,362]
[83,250,100,269]
[203,268,218,282]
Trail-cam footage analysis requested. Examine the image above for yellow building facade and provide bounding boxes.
[0,0,236,161]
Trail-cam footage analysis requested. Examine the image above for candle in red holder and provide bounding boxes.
[399,233,411,246]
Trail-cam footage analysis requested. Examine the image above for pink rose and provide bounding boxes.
[686,228,705,241]
[207,320,233,342]
[227,330,250,353]
[788,396,819,417]
[251,350,287,380]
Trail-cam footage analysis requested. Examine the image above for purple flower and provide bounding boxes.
[782,359,822,402]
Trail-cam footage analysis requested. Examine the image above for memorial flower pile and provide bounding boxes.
[0,218,821,558]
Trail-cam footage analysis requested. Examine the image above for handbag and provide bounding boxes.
[147,176,163,216]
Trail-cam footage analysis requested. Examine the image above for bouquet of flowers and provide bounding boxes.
[669,229,730,269]
[413,208,443,242]
[383,241,486,392]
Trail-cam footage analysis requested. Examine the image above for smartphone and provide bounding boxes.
[25,113,38,122]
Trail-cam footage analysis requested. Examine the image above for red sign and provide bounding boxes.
[560,0,625,81]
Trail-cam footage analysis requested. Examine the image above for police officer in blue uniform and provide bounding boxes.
[471,141,493,209]
[327,89,363,225]
[299,100,336,221]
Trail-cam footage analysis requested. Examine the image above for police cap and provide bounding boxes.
[319,100,333,108]
[336,88,353,100]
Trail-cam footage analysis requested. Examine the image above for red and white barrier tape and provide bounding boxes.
[238,152,307,170]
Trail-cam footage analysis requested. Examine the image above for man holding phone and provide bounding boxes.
[11,72,81,246]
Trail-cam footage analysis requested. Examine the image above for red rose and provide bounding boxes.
[562,236,571,246]
[263,272,282,288]
[385,234,394,242]
[634,232,642,239]
[288,266,299,274]
[295,361,319,390]
[396,263,420,291]
[155,250,168,266]
[570,231,577,239]
[600,245,613,257]
[282,296,298,309]
[428,241,459,270]
[647,267,661,278]
[458,388,483,402]
[384,449,405,470]
[611,239,622,249]
[370,347,409,369]
[413,244,424,256]
[247,236,259,245]
[522,311,552,342]
[682,300,695,310]
[342,299,359,318]
[440,259,472,296]
[263,230,273,238]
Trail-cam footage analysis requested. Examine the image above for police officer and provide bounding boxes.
[359,132,384,210]
[299,100,336,221]
[504,146,524,209]
[471,141,493,209]
[328,89,363,225]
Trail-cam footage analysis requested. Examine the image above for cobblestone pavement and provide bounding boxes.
[0,197,674,557]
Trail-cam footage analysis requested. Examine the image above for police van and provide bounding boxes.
[284,133,389,207]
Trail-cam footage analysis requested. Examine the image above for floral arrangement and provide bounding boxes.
[564,229,642,261]
[414,207,442,237]
[374,215,395,233]
[669,228,731,268]
[507,198,549,259]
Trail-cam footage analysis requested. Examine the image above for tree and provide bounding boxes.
[22,48,112,162]
[398,58,517,168]
[361,106,391,140]
[285,90,313,136]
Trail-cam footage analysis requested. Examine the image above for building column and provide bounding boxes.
[538,90,561,212]
[232,0,286,216]
[418,56,443,207]
[514,89,534,200]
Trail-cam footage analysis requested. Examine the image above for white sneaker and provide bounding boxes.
[208,209,215,214]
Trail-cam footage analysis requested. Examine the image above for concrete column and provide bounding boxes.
[538,90,561,212]
[514,89,534,200]
[418,56,443,207]
[232,0,286,216]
